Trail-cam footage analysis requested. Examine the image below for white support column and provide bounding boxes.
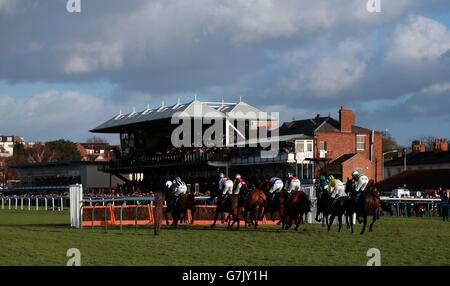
[70,184,83,228]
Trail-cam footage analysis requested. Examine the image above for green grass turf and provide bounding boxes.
[0,210,448,266]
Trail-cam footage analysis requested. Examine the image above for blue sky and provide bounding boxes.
[1,0,450,146]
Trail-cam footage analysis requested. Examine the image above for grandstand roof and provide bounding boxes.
[372,169,450,192]
[91,100,265,133]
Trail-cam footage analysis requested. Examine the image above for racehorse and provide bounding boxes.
[260,180,286,226]
[346,180,392,235]
[326,195,353,233]
[284,191,311,230]
[164,181,196,228]
[241,186,266,229]
[210,186,230,227]
[315,184,331,227]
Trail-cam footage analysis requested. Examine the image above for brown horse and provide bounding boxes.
[164,183,196,228]
[346,180,392,235]
[284,191,311,230]
[241,187,266,228]
[260,180,286,226]
[227,194,242,230]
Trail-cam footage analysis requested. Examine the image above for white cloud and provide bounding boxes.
[0,0,15,13]
[421,82,450,94]
[387,16,450,61]
[0,90,117,141]
[280,38,368,97]
[64,42,124,74]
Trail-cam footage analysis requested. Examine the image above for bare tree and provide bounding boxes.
[24,143,59,163]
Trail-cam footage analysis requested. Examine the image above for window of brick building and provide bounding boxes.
[320,141,327,151]
[356,135,366,151]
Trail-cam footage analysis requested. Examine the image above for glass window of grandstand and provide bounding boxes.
[356,135,366,151]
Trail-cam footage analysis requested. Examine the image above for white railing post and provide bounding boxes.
[36,198,39,211]
[8,197,11,209]
[28,198,31,211]
[1,197,3,209]
[61,197,64,211]
[21,197,23,210]
[15,197,18,210]
[45,198,48,211]
[52,197,55,211]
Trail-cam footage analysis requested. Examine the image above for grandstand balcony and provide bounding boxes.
[102,149,232,172]
[231,152,296,165]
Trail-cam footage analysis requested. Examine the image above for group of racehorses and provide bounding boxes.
[163,179,391,235]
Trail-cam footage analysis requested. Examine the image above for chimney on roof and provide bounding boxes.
[433,138,448,152]
[412,140,426,154]
[339,106,355,133]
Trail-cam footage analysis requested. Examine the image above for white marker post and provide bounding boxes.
[69,184,83,228]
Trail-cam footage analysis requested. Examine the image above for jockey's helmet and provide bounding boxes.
[165,181,173,189]
[352,170,360,177]
[220,173,225,178]
[287,173,293,177]
[235,174,241,179]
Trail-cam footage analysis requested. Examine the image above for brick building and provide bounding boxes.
[279,107,383,182]
[384,139,450,178]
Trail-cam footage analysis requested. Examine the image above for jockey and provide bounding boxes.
[268,177,284,204]
[328,175,346,199]
[218,173,233,196]
[165,177,187,207]
[285,173,301,194]
[232,174,246,195]
[351,170,369,203]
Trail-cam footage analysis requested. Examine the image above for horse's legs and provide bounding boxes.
[173,211,179,229]
[337,214,342,232]
[211,206,221,228]
[294,214,301,231]
[327,214,335,231]
[349,214,354,233]
[243,209,248,228]
[360,215,367,235]
[369,209,377,232]
[315,211,322,222]
[164,208,170,225]
[190,207,196,224]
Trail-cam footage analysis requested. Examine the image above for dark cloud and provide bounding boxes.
[1,0,450,143]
